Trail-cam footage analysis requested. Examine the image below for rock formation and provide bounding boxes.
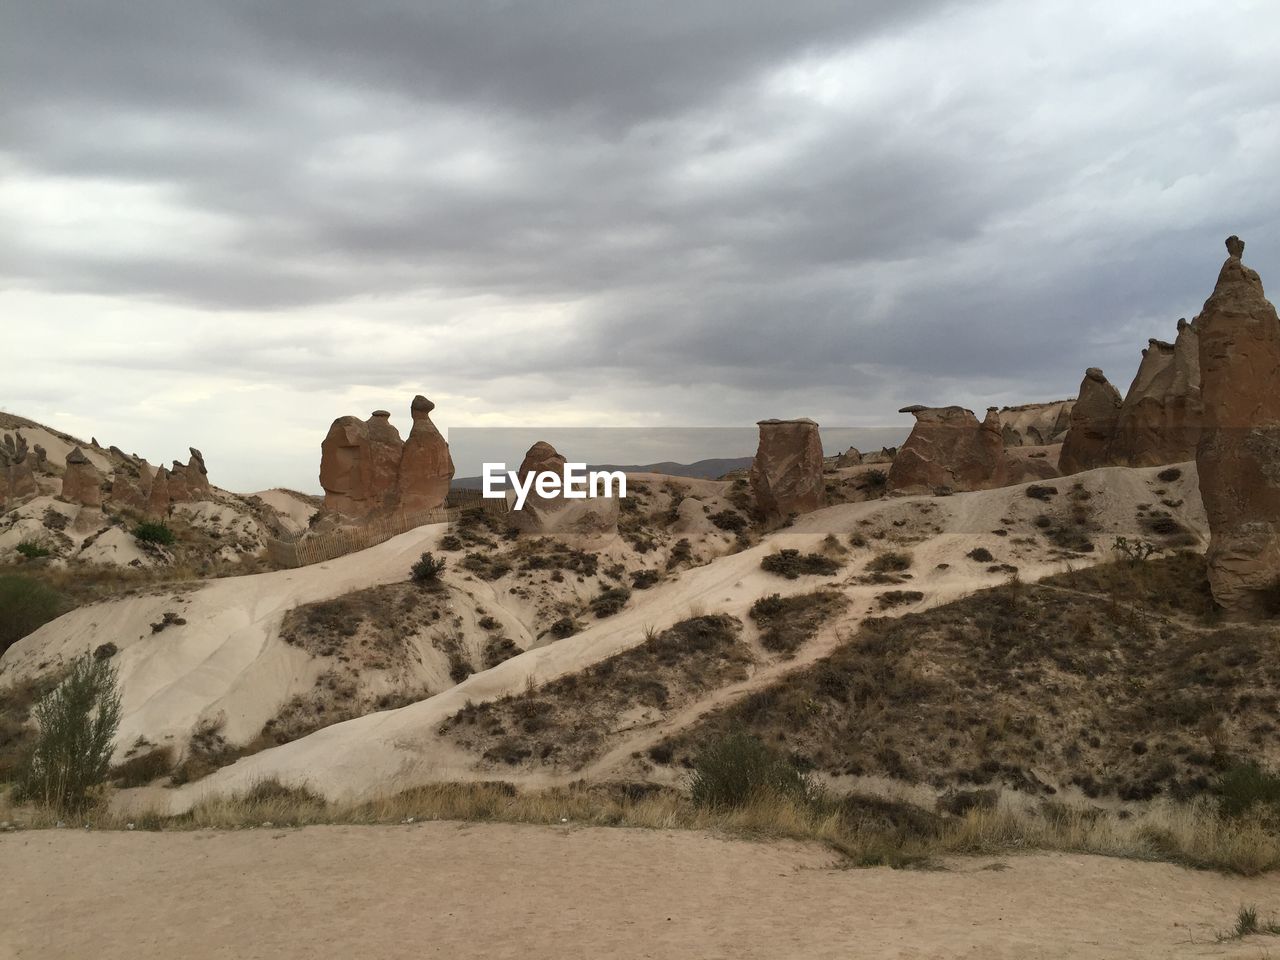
[183,448,214,499]
[320,397,455,519]
[397,396,454,512]
[1058,369,1123,475]
[671,496,714,535]
[1108,321,1201,467]
[749,419,826,523]
[835,447,863,467]
[1,433,37,508]
[1195,236,1280,618]
[886,406,1009,495]
[108,460,151,514]
[148,467,171,517]
[62,447,105,507]
[508,440,619,535]
[998,400,1074,447]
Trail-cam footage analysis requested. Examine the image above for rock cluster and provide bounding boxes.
[319,396,454,519]
[998,400,1074,447]
[1059,321,1202,474]
[1195,236,1280,618]
[749,419,826,523]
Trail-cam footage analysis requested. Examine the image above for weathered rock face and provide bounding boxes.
[319,412,404,516]
[1,433,37,508]
[108,460,151,514]
[1195,236,1280,618]
[886,406,1008,495]
[509,440,619,535]
[1109,321,1202,467]
[397,396,454,512]
[320,397,455,519]
[148,466,172,517]
[671,496,714,535]
[998,400,1075,448]
[184,448,214,499]
[749,418,827,523]
[62,447,105,507]
[1058,369,1124,475]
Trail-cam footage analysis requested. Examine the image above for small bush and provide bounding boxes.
[548,617,578,639]
[1157,467,1183,483]
[438,534,463,551]
[966,547,994,563]
[688,731,813,809]
[859,469,888,492]
[1024,484,1057,502]
[1113,536,1157,562]
[15,540,51,560]
[709,510,748,533]
[0,574,67,657]
[590,586,631,618]
[877,590,924,609]
[1217,762,1280,818]
[410,552,447,585]
[760,549,841,579]
[866,551,912,574]
[631,569,661,590]
[132,521,175,546]
[20,653,122,813]
[111,745,174,787]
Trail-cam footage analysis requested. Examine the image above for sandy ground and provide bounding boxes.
[2,823,1277,960]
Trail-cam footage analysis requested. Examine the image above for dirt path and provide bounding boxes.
[3,822,1277,960]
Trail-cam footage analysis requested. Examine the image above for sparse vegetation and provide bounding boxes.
[132,521,175,546]
[590,586,631,618]
[1157,467,1183,483]
[688,731,813,810]
[1024,484,1057,502]
[748,590,847,654]
[1216,762,1280,819]
[15,540,51,560]
[0,573,68,657]
[410,551,447,585]
[19,654,122,814]
[966,547,994,563]
[866,550,912,574]
[760,549,841,579]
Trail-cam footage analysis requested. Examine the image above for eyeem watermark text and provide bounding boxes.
[482,463,626,510]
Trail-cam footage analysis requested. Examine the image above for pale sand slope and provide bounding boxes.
[164,463,1206,810]
[250,488,320,536]
[2,823,1275,960]
[0,523,450,756]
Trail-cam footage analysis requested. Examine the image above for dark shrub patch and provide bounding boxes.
[749,590,847,654]
[1025,485,1057,502]
[709,510,748,533]
[410,552,447,585]
[590,586,632,618]
[132,522,175,545]
[761,549,842,579]
[631,568,661,590]
[1157,467,1183,483]
[688,731,812,809]
[966,547,994,563]
[877,590,924,609]
[866,551,912,574]
[0,574,68,657]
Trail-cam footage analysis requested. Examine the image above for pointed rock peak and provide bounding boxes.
[66,446,90,465]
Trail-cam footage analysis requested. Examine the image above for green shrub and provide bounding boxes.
[688,731,813,809]
[20,653,122,813]
[410,552,447,585]
[866,550,912,574]
[132,521,175,546]
[0,574,68,657]
[590,586,631,618]
[709,510,747,533]
[15,540,52,560]
[760,549,841,579]
[1217,762,1280,818]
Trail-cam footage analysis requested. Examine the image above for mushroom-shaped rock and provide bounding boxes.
[1196,236,1280,618]
[886,406,1009,495]
[62,446,105,507]
[397,395,454,513]
[748,418,826,523]
[1058,369,1124,475]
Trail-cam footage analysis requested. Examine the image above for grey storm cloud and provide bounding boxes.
[4,0,1280,490]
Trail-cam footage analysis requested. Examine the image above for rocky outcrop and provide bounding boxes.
[671,496,714,535]
[148,467,172,517]
[61,447,105,507]
[886,406,1009,495]
[397,396,454,512]
[1058,369,1123,475]
[835,447,863,467]
[320,397,455,519]
[1,433,37,508]
[181,448,214,500]
[108,459,151,514]
[508,441,619,535]
[749,419,826,523]
[1108,321,1201,467]
[998,400,1074,448]
[1195,236,1280,618]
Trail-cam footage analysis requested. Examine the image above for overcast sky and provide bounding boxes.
[4,0,1279,489]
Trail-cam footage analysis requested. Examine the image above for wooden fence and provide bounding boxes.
[264,493,511,569]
